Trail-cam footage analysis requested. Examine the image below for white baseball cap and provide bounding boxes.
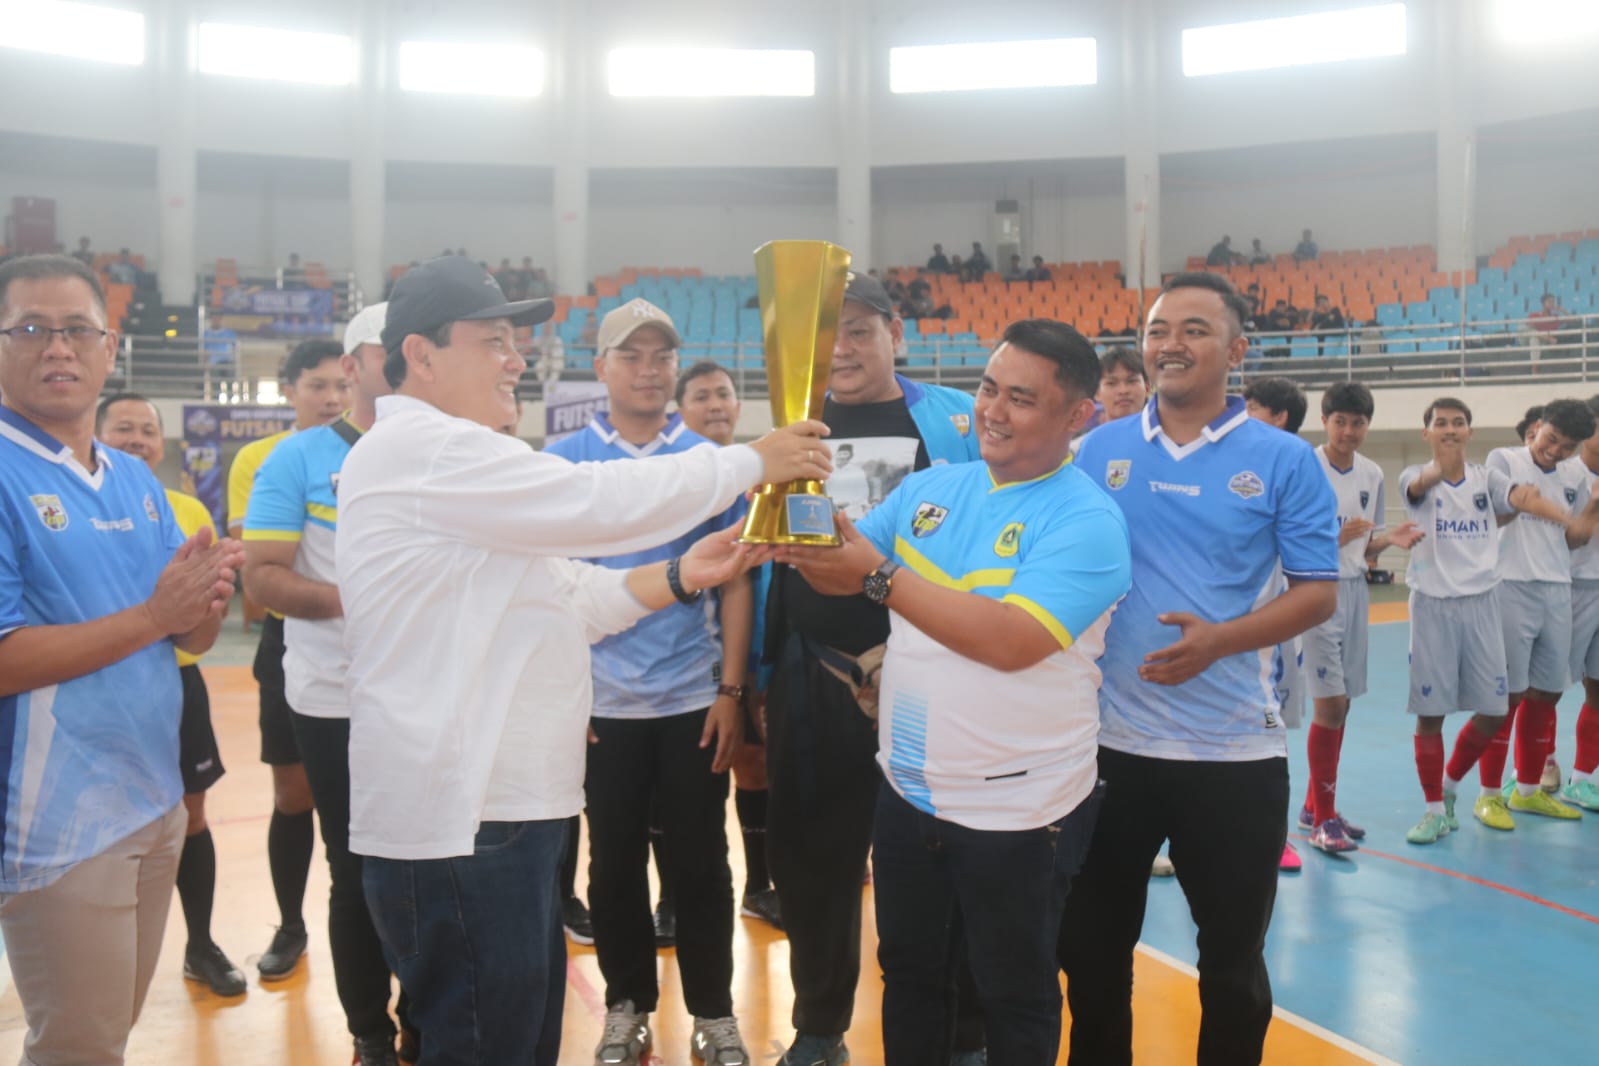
[343,301,388,354]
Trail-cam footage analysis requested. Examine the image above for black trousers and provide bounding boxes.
[1058,748,1289,1066]
[765,633,883,1036]
[290,711,396,1041]
[586,709,734,1018]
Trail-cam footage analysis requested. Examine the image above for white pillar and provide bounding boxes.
[349,0,387,305]
[551,0,590,297]
[1121,0,1160,293]
[154,0,197,305]
[1435,0,1475,277]
[835,0,872,269]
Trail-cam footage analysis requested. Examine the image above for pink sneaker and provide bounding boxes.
[1279,842,1302,872]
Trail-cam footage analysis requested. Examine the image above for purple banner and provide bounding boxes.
[181,405,297,529]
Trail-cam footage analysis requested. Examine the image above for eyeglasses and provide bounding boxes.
[0,324,110,352]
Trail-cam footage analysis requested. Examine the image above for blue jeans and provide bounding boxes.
[363,819,568,1066]
[873,782,1104,1066]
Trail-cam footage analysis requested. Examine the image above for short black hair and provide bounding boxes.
[1424,396,1472,426]
[998,318,1101,401]
[1157,272,1251,336]
[0,253,107,319]
[1244,377,1308,433]
[1585,396,1599,419]
[95,391,160,432]
[1538,397,1597,443]
[675,360,735,406]
[1321,381,1374,420]
[1515,403,1544,440]
[1099,345,1146,384]
[282,339,345,386]
[383,322,451,390]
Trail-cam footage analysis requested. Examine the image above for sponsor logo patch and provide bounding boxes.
[1359,490,1370,510]
[1473,492,1489,512]
[994,522,1023,558]
[1106,459,1131,491]
[1228,471,1265,500]
[950,413,971,437]
[912,502,948,539]
[30,494,68,531]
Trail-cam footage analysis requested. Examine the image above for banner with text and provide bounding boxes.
[543,381,610,445]
[182,405,298,528]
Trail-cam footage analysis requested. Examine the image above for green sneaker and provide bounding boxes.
[1500,778,1517,802]
[1442,789,1460,831]
[1474,794,1515,830]
[1406,812,1451,845]
[1506,788,1583,820]
[1559,778,1599,812]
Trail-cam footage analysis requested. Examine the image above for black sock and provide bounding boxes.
[561,814,581,901]
[177,827,217,949]
[735,788,770,894]
[267,808,314,930]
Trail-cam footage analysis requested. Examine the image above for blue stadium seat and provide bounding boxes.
[1289,336,1319,358]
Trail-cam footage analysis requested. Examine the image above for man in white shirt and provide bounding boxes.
[335,256,831,1066]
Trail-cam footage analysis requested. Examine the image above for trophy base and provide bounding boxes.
[739,480,842,546]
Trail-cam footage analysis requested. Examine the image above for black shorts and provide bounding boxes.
[179,663,226,793]
[253,614,301,766]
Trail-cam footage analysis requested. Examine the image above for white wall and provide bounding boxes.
[1476,115,1599,250]
[384,163,554,269]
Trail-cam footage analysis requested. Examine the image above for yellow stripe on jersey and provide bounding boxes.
[306,502,337,524]
[1002,593,1075,651]
[166,489,217,668]
[241,529,303,542]
[894,536,1015,592]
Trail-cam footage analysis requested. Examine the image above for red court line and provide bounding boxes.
[566,955,607,1018]
[1290,831,1599,926]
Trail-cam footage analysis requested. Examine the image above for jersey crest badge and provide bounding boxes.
[1566,487,1579,505]
[1106,459,1131,491]
[143,493,159,522]
[912,502,948,538]
[1228,471,1264,500]
[30,494,68,532]
[1473,492,1489,512]
[1359,490,1370,509]
[950,413,971,437]
[994,522,1023,558]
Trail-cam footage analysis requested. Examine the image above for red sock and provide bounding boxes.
[1479,712,1515,788]
[1306,723,1342,824]
[1415,734,1445,803]
[1446,722,1494,783]
[1515,699,1558,786]
[1577,703,1599,775]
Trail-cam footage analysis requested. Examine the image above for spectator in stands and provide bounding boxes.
[109,249,139,286]
[950,254,966,282]
[926,244,951,274]
[495,258,522,300]
[528,268,555,299]
[72,237,94,266]
[1264,300,1296,333]
[884,273,909,306]
[967,242,991,281]
[1530,293,1570,334]
[1244,283,1263,323]
[1311,295,1346,337]
[1026,256,1053,283]
[1006,254,1027,283]
[1249,238,1271,266]
[1294,229,1319,262]
[1206,236,1236,267]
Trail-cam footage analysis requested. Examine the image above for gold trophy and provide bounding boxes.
[739,240,851,546]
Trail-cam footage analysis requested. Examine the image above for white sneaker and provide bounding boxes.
[596,1001,651,1066]
[692,1016,750,1065]
[1541,756,1562,793]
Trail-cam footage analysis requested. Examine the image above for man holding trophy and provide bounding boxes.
[746,246,982,1066]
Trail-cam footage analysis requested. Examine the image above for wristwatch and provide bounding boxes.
[717,683,748,701]
[863,560,901,605]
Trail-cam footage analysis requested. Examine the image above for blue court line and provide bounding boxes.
[1138,619,1599,1064]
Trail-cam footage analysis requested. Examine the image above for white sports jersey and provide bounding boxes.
[1487,446,1586,584]
[1400,463,1515,598]
[1563,456,1599,580]
[1317,446,1387,579]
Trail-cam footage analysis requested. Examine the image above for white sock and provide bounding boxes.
[1425,801,1445,816]
[1443,775,1462,793]
[1572,768,1593,783]
[1516,781,1538,797]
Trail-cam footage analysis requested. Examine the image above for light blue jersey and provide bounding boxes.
[0,407,186,892]
[545,414,745,719]
[1076,397,1339,761]
[856,459,1131,830]
[243,417,359,717]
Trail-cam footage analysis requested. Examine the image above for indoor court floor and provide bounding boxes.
[2,600,1595,1065]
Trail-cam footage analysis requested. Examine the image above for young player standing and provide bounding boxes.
[1401,398,1589,842]
[1480,398,1597,824]
[1299,383,1421,853]
[1557,396,1599,811]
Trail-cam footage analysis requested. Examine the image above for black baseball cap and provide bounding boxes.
[381,255,555,356]
[844,272,895,316]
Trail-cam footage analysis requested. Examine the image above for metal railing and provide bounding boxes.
[107,313,1598,403]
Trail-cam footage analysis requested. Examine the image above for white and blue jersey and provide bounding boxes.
[243,417,358,718]
[545,413,745,719]
[1076,397,1339,762]
[856,459,1131,831]
[0,407,186,893]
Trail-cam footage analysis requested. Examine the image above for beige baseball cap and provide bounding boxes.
[596,298,680,355]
